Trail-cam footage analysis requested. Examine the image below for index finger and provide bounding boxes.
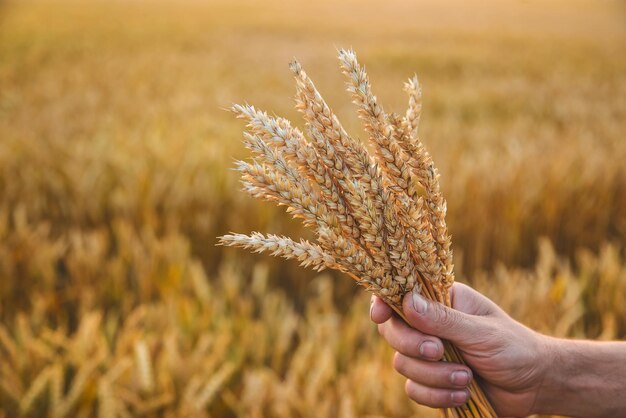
[370,295,394,324]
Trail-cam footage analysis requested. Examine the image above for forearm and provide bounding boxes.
[533,337,626,417]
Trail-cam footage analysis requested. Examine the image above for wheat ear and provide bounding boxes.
[219,49,497,418]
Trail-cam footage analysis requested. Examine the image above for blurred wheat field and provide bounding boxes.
[1,0,625,417]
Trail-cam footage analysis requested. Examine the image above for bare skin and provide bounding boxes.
[371,283,626,417]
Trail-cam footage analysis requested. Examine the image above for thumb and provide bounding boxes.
[402,287,488,345]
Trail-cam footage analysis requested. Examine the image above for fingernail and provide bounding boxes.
[451,389,469,405]
[411,289,428,315]
[369,303,374,321]
[451,370,470,386]
[419,341,439,359]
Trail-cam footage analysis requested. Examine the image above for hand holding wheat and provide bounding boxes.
[219,49,497,417]
[373,283,547,416]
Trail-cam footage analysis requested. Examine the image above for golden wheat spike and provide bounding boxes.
[220,50,497,417]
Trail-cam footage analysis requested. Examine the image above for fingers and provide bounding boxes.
[378,316,444,361]
[402,287,489,345]
[393,352,472,389]
[370,295,393,324]
[405,379,470,409]
[374,295,445,361]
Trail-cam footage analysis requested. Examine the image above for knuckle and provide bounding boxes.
[405,382,435,408]
[395,333,410,352]
[424,390,436,407]
[392,352,404,372]
[377,324,385,337]
[435,305,458,328]
[405,380,453,408]
[396,334,419,356]
[425,363,453,388]
[426,390,444,407]
[404,379,416,400]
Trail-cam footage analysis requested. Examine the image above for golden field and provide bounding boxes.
[0,0,625,417]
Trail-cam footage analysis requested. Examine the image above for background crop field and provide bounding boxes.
[1,0,625,417]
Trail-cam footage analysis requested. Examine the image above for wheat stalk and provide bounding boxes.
[219,49,497,417]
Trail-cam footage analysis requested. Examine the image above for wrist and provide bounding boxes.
[532,337,626,417]
[532,336,598,417]
[529,334,561,415]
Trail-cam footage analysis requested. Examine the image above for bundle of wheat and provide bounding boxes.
[219,49,497,417]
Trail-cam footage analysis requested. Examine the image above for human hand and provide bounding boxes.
[371,283,550,417]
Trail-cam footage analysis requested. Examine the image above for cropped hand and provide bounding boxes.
[370,283,548,417]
